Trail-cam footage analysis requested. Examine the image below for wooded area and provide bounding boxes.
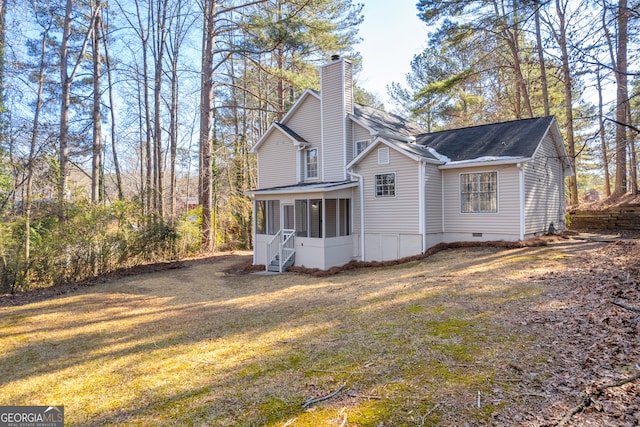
[0,0,639,291]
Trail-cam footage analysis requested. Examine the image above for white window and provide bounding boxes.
[354,140,370,157]
[460,172,497,213]
[375,173,396,197]
[305,148,318,179]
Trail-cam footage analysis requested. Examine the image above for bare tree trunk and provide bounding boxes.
[596,68,611,197]
[533,0,550,116]
[627,104,638,194]
[24,11,52,287]
[101,9,123,200]
[152,0,168,219]
[613,0,628,195]
[131,0,154,215]
[91,0,102,204]
[493,0,533,119]
[200,0,216,252]
[58,0,73,216]
[136,67,146,211]
[59,0,95,216]
[552,0,578,205]
[168,44,178,223]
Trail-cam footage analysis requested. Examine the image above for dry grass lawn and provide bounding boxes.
[0,242,600,425]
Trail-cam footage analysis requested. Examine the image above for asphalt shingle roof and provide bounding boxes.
[415,116,555,162]
[353,104,426,140]
[353,104,554,163]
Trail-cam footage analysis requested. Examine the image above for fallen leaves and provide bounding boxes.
[500,237,640,426]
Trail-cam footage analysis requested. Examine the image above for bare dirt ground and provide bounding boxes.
[1,235,639,425]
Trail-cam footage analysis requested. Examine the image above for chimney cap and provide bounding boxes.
[331,54,340,61]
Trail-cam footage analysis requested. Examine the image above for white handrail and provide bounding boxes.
[280,230,295,272]
[266,229,282,272]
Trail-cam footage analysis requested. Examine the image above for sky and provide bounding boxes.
[355,1,429,107]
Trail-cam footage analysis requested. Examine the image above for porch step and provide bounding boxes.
[267,255,295,273]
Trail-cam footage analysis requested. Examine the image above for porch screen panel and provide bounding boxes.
[326,199,337,238]
[256,200,266,234]
[266,200,280,234]
[283,205,295,230]
[339,199,350,236]
[295,200,308,237]
[310,199,323,238]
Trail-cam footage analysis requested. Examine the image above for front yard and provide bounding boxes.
[0,237,638,426]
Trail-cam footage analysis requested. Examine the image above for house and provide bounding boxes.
[248,56,574,272]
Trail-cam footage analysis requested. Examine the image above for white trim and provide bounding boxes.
[347,170,365,262]
[246,181,359,196]
[320,69,325,183]
[341,60,347,181]
[518,162,525,240]
[439,156,530,169]
[441,168,445,233]
[346,137,423,170]
[419,160,426,252]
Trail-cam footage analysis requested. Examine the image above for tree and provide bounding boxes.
[542,0,579,205]
[101,6,124,200]
[199,0,216,252]
[59,0,95,216]
[613,0,629,195]
[91,0,103,204]
[417,0,535,120]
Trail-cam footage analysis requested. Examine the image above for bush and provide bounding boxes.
[0,201,196,293]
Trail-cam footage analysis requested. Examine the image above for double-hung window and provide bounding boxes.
[460,172,497,213]
[305,148,318,180]
[375,173,396,197]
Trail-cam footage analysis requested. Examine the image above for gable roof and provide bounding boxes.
[351,104,427,142]
[416,116,556,162]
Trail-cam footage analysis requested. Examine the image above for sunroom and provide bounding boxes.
[248,181,358,272]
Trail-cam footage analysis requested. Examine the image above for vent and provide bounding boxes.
[378,147,389,165]
[472,233,483,237]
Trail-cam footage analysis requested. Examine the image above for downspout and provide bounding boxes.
[441,169,445,234]
[418,160,426,253]
[348,170,365,261]
[517,162,525,241]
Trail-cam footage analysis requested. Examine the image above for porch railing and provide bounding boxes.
[266,229,295,272]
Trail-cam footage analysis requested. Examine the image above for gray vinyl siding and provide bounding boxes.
[358,147,421,234]
[321,61,349,182]
[347,122,373,164]
[523,134,566,235]
[442,166,521,240]
[285,95,321,148]
[256,132,298,189]
[425,164,443,235]
[286,96,322,184]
